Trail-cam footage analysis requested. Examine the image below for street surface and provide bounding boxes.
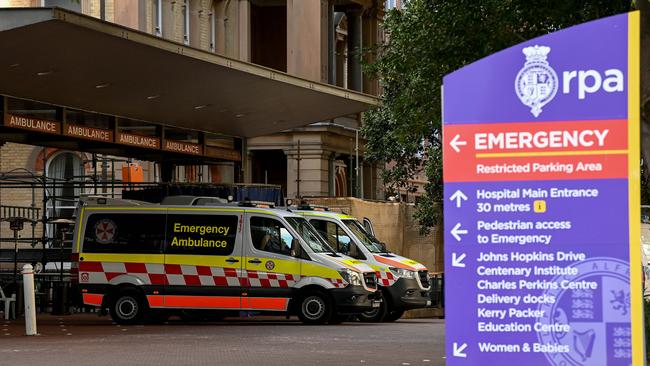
[0,315,444,366]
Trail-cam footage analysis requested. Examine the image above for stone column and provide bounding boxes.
[327,2,335,84]
[238,0,251,61]
[346,8,362,92]
[286,143,332,198]
[362,7,380,95]
[287,0,328,82]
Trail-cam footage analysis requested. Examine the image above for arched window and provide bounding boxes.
[46,152,84,219]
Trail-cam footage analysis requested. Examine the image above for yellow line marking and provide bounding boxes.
[626,11,645,366]
[475,149,628,158]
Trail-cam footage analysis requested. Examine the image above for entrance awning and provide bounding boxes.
[0,7,377,138]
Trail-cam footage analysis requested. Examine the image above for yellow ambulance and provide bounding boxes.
[294,206,431,322]
[72,197,379,325]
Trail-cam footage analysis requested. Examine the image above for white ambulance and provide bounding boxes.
[72,197,379,325]
[294,206,431,322]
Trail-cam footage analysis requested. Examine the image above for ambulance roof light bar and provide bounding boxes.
[237,199,275,208]
[295,203,329,211]
[79,196,152,206]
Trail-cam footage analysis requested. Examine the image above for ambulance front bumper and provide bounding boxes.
[330,286,381,314]
[384,277,431,310]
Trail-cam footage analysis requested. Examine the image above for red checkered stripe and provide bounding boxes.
[79,261,242,287]
[327,278,347,288]
[376,270,396,287]
[245,270,299,288]
[79,261,345,289]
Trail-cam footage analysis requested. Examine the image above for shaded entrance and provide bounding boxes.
[251,149,288,197]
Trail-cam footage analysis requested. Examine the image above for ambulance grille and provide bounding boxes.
[418,271,430,288]
[363,273,377,289]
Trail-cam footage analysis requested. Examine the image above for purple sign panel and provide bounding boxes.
[443,13,643,365]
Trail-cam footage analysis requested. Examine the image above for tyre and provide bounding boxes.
[383,308,405,322]
[110,288,147,325]
[357,297,387,322]
[297,291,332,325]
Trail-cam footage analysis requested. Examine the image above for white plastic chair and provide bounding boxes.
[0,285,16,320]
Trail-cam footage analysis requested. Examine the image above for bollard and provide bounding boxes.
[22,264,37,336]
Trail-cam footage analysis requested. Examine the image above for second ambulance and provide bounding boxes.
[295,206,431,322]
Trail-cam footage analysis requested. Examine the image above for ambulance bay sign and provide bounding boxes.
[443,12,643,365]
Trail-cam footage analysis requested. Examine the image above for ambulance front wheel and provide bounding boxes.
[357,296,387,322]
[383,308,405,322]
[110,288,147,325]
[297,291,332,325]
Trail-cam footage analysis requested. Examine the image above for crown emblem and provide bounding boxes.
[515,45,558,117]
[522,45,551,62]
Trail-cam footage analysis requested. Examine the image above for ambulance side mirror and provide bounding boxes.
[291,239,300,257]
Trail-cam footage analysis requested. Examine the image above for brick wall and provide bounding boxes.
[0,143,44,250]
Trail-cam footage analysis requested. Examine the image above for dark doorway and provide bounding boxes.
[251,1,287,72]
[251,150,287,196]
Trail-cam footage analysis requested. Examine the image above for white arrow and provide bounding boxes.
[450,134,467,152]
[451,223,468,242]
[453,342,468,358]
[449,190,468,208]
[452,253,466,268]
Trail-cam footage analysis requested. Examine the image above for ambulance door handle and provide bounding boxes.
[225,257,240,263]
[248,259,262,264]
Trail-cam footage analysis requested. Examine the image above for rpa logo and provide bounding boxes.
[515,45,624,117]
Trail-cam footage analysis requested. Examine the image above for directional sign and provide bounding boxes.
[450,190,469,208]
[443,13,643,365]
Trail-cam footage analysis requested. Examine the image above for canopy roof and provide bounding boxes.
[0,7,377,138]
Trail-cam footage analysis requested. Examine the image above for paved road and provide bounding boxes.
[0,315,445,366]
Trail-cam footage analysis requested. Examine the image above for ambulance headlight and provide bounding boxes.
[389,267,416,279]
[338,269,362,286]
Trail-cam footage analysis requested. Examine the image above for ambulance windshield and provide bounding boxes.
[343,219,386,253]
[286,217,336,254]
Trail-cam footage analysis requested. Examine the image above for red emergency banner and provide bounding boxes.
[443,119,628,182]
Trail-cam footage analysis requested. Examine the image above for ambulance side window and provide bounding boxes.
[250,217,295,257]
[309,219,357,257]
[82,213,165,254]
[166,214,238,256]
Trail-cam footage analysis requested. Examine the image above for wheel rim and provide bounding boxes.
[362,307,380,318]
[302,296,325,320]
[116,296,138,320]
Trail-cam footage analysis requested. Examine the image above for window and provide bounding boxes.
[385,0,398,10]
[363,217,375,236]
[43,0,81,12]
[47,152,84,220]
[153,0,162,37]
[250,217,296,257]
[182,0,190,45]
[285,217,334,254]
[83,214,166,254]
[343,219,386,254]
[209,9,216,52]
[166,214,238,255]
[309,219,364,259]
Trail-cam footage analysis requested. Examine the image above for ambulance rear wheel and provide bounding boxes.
[298,291,332,325]
[110,289,147,325]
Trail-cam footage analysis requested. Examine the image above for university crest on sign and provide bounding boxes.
[515,45,558,117]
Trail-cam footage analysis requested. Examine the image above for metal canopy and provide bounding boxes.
[0,8,377,138]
